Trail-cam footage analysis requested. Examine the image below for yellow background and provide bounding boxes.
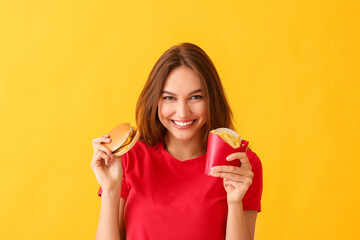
[1,0,359,239]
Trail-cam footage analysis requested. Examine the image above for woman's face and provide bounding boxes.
[158,66,207,144]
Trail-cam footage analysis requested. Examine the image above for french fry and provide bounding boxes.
[223,134,236,148]
[236,136,241,148]
[212,130,241,148]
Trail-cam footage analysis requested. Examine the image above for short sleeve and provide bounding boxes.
[242,150,263,212]
[97,153,130,199]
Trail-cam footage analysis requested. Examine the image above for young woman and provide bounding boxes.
[91,42,263,240]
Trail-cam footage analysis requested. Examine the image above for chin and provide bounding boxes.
[168,129,201,142]
[162,119,206,142]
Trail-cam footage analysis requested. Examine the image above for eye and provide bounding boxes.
[190,95,203,100]
[163,96,175,100]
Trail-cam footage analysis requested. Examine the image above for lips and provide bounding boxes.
[171,120,196,128]
[172,120,194,126]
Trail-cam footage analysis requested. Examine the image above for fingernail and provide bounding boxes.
[226,155,232,161]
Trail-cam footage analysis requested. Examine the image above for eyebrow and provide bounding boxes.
[161,89,202,96]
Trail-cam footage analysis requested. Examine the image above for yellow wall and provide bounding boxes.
[1,0,359,239]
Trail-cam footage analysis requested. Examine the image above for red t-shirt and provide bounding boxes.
[98,141,263,239]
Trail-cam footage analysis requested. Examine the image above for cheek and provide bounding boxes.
[158,102,173,119]
[193,103,207,118]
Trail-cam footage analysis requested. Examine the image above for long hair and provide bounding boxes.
[135,42,234,148]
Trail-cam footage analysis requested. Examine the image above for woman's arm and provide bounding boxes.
[226,203,258,240]
[95,189,122,240]
[210,152,260,240]
[119,198,126,240]
[91,135,125,240]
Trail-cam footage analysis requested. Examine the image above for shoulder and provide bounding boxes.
[125,140,153,153]
[242,148,263,211]
[245,148,262,172]
[122,141,160,161]
[130,140,160,153]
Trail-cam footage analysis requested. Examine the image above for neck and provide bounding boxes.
[164,133,206,161]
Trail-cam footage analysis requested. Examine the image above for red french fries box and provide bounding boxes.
[205,128,249,176]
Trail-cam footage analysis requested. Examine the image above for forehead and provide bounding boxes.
[162,66,203,93]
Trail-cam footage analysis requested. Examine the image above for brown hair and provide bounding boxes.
[135,42,234,148]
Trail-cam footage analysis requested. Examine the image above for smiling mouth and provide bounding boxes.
[171,120,196,127]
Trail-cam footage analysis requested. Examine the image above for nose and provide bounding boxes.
[177,100,191,119]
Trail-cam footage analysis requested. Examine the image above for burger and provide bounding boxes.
[103,123,140,156]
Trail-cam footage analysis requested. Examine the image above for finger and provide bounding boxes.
[211,166,254,178]
[240,157,252,171]
[211,165,242,173]
[210,171,253,183]
[211,165,253,176]
[223,176,253,188]
[90,151,103,168]
[95,143,114,159]
[226,152,251,170]
[226,152,246,161]
[223,179,236,191]
[99,151,110,166]
[92,135,111,145]
[224,178,250,190]
[91,150,110,167]
[210,171,240,181]
[210,172,241,181]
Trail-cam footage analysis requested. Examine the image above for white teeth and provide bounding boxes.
[173,120,194,126]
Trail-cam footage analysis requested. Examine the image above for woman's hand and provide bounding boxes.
[90,134,123,192]
[210,152,254,205]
